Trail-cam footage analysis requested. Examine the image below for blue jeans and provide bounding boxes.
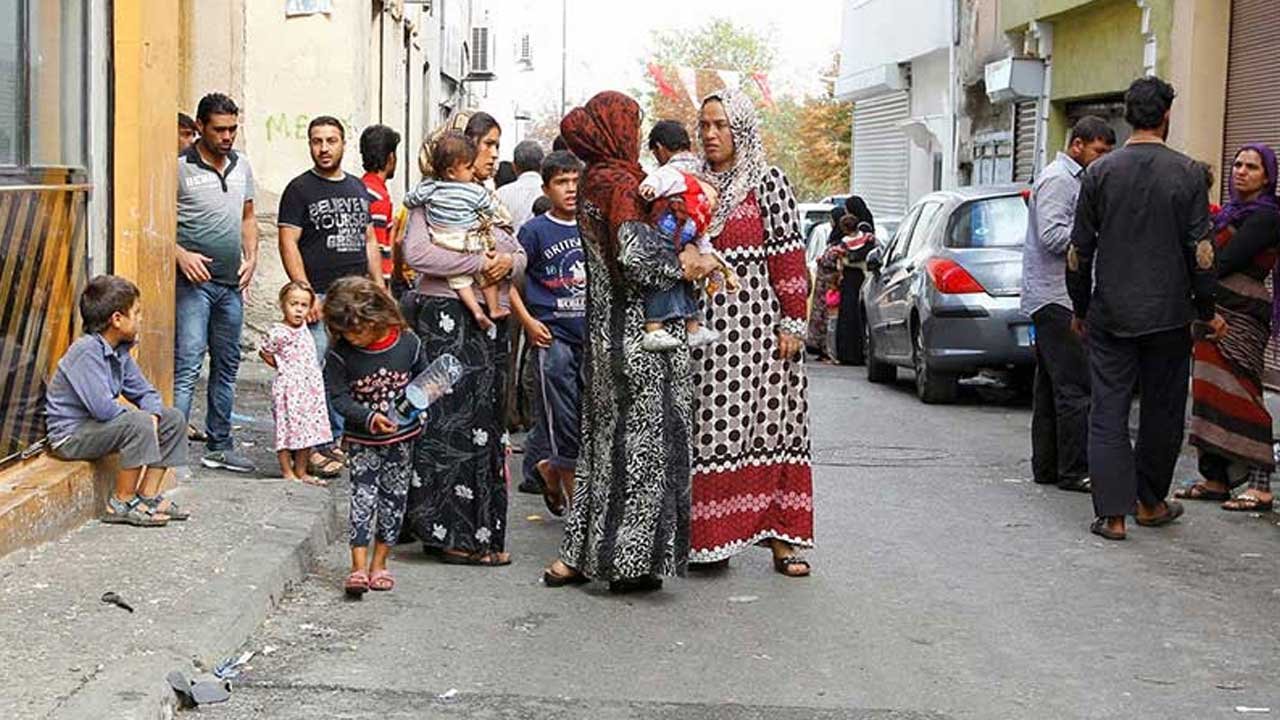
[174,278,243,452]
[522,337,583,478]
[309,315,345,440]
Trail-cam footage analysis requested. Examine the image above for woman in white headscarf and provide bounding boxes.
[689,88,814,577]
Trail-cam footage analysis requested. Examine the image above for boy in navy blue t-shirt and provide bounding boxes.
[513,151,585,516]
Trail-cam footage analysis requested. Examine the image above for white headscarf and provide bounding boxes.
[700,87,767,239]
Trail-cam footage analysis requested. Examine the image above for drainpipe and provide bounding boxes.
[1029,20,1053,175]
[947,0,959,189]
[1136,1,1157,76]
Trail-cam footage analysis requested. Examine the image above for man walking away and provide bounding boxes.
[1023,116,1115,494]
[277,116,384,478]
[359,124,401,294]
[1067,76,1225,541]
[495,140,546,235]
[174,93,257,473]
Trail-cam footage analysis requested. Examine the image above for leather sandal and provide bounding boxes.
[1174,483,1231,502]
[1134,500,1185,527]
[1090,517,1126,540]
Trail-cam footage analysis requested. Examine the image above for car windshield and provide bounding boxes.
[946,196,1027,248]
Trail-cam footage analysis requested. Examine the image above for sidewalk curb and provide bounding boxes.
[50,484,343,720]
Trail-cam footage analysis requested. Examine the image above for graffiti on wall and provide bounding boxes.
[262,113,362,145]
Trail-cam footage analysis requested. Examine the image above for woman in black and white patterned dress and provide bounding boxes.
[542,91,721,593]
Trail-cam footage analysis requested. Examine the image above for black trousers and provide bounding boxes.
[1087,323,1191,518]
[1031,304,1091,485]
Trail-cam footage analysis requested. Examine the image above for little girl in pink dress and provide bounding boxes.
[259,281,332,485]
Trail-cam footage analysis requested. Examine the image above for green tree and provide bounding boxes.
[636,20,849,201]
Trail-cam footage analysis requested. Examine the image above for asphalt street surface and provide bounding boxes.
[210,363,1280,719]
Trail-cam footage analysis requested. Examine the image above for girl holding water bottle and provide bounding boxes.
[322,277,430,596]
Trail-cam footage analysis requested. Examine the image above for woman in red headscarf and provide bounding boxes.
[542,91,720,593]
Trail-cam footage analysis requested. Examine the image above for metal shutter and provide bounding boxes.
[852,92,909,219]
[1222,0,1280,387]
[1013,100,1039,183]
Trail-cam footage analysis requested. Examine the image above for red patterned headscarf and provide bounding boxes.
[560,91,647,269]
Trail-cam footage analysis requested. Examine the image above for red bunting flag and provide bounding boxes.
[751,72,774,107]
[647,63,679,100]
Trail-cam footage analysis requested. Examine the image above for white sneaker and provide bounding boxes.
[687,326,719,348]
[641,328,683,352]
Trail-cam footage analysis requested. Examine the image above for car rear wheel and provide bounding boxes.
[912,321,958,404]
[864,312,896,384]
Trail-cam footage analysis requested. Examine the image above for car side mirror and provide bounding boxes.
[866,247,883,273]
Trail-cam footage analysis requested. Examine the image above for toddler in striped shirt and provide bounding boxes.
[405,130,513,330]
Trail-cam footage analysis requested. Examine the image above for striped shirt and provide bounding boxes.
[404,179,501,230]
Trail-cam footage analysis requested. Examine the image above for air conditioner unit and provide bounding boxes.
[468,25,494,80]
[517,33,532,69]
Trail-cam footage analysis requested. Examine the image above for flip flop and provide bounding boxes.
[772,555,812,578]
[368,569,395,591]
[344,570,369,597]
[1174,483,1231,501]
[1134,500,1185,527]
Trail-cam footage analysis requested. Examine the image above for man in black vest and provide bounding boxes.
[1066,76,1225,541]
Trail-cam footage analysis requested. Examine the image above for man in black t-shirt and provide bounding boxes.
[276,116,385,471]
[1067,76,1225,541]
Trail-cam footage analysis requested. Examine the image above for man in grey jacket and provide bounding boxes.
[1021,116,1115,493]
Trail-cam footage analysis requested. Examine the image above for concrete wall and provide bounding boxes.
[1001,0,1094,30]
[908,49,953,200]
[1165,0,1228,197]
[1043,0,1144,157]
[178,0,245,113]
[837,0,951,94]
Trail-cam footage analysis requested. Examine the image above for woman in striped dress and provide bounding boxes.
[1182,143,1280,512]
[689,89,814,576]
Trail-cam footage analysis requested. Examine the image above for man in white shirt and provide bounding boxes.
[495,140,546,234]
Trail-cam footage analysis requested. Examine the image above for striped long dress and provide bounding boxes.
[1189,208,1280,489]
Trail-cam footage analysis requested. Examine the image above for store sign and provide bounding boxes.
[285,0,332,17]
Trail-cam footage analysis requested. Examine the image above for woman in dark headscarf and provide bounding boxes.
[834,196,877,365]
[542,91,719,592]
[806,204,846,358]
[1180,143,1280,512]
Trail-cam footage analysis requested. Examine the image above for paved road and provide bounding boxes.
[211,363,1280,719]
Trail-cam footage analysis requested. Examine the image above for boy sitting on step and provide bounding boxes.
[46,275,189,527]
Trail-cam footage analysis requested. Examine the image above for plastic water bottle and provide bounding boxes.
[389,354,464,426]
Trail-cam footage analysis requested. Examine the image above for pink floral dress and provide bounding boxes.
[260,323,332,451]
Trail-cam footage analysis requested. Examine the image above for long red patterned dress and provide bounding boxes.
[690,169,813,562]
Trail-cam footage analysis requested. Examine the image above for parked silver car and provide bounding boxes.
[860,185,1033,403]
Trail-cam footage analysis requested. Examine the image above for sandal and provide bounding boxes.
[308,454,344,479]
[299,474,329,488]
[137,494,190,521]
[1174,483,1231,502]
[186,424,208,443]
[368,569,395,591]
[542,565,588,588]
[1222,494,1274,512]
[772,555,812,578]
[1134,500,1185,527]
[537,460,565,517]
[102,496,169,527]
[1090,517,1126,540]
[608,576,663,594]
[440,551,512,567]
[344,570,369,597]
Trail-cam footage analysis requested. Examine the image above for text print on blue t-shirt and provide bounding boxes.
[308,196,369,252]
[538,236,586,314]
